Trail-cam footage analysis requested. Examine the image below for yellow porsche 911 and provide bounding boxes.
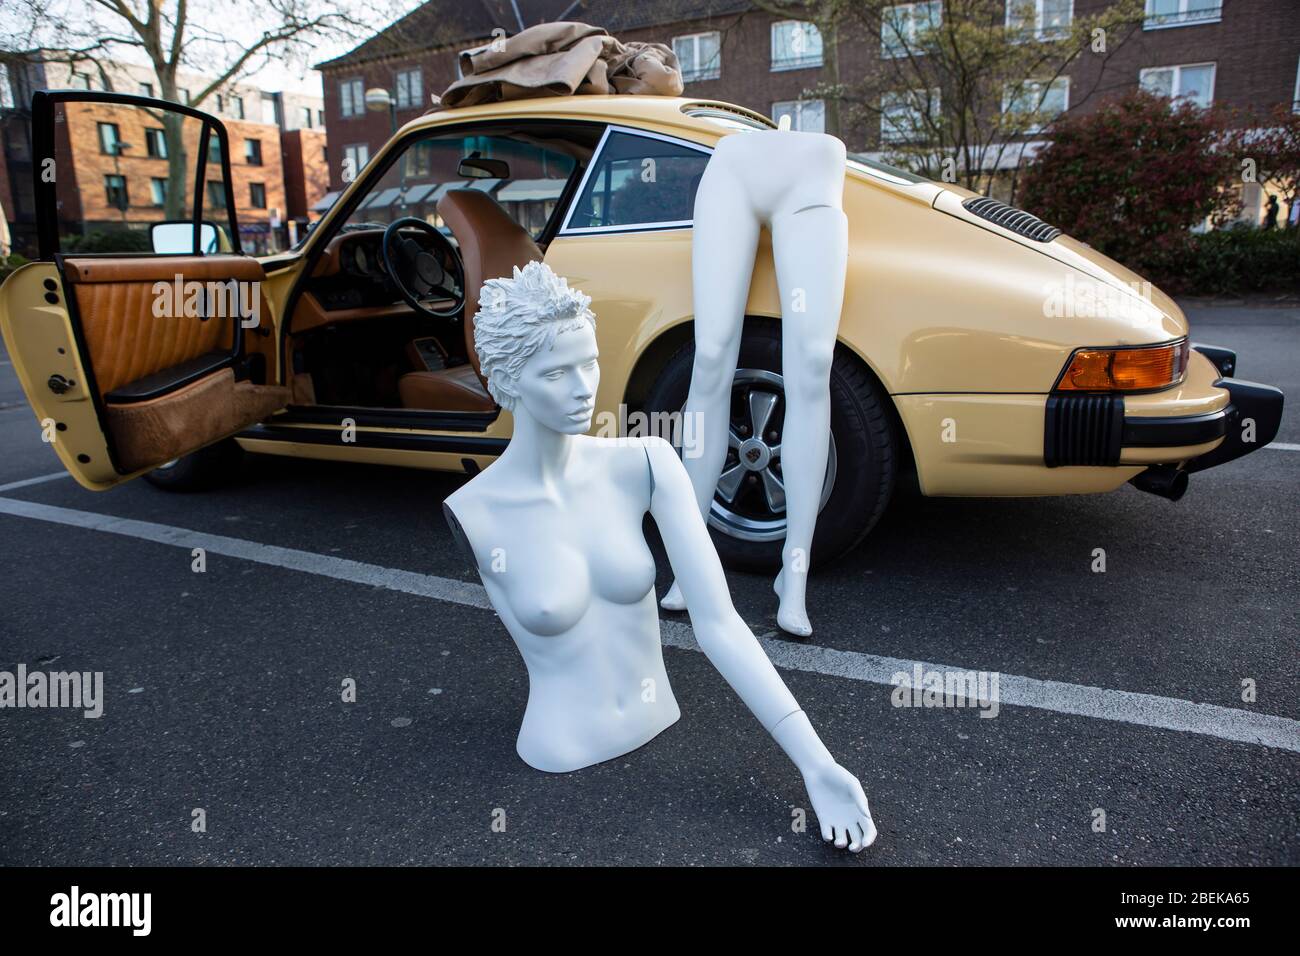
[0,89,1283,569]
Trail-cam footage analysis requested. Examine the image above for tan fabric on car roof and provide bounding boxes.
[439,21,682,109]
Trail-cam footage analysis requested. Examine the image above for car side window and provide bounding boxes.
[566,130,710,232]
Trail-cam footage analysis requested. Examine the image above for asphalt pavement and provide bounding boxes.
[0,301,1296,866]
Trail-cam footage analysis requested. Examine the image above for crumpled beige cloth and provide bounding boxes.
[439,21,683,109]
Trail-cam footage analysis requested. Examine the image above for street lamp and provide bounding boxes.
[365,87,403,205]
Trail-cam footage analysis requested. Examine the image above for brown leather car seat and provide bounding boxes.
[396,189,544,412]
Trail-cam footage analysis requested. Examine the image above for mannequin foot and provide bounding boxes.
[773,568,813,638]
[660,579,686,611]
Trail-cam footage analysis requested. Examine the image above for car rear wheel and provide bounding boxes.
[642,321,897,571]
[143,438,244,492]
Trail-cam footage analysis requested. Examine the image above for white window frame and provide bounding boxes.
[339,78,364,118]
[1139,61,1217,108]
[1005,0,1073,40]
[230,94,245,120]
[882,2,943,59]
[1293,55,1299,113]
[395,68,423,109]
[560,126,713,236]
[772,99,826,133]
[150,177,167,207]
[1001,76,1070,134]
[343,143,370,179]
[770,20,824,72]
[880,88,941,144]
[1143,0,1223,31]
[673,31,722,82]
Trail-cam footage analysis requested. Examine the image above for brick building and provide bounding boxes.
[315,0,1299,219]
[0,55,328,256]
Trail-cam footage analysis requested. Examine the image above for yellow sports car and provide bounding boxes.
[0,89,1284,569]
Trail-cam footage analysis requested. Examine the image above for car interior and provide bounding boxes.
[284,122,606,419]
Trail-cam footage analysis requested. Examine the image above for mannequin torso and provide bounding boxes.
[445,437,681,773]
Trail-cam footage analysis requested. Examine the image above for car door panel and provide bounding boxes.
[0,90,290,489]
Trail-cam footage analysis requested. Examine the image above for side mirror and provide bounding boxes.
[458,155,510,180]
[150,220,222,255]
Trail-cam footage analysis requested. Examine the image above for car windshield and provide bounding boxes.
[846,152,931,186]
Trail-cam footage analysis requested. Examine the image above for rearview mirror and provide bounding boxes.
[151,220,221,254]
[458,155,510,179]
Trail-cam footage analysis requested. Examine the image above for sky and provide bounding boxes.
[1,0,427,96]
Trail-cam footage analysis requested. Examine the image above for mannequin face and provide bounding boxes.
[514,323,600,434]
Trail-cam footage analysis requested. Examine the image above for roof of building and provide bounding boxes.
[314,0,752,71]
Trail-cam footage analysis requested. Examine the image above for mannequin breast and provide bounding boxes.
[446,443,681,772]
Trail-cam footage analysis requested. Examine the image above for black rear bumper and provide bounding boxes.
[1043,343,1284,474]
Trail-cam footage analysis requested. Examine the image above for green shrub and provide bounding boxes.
[62,228,152,254]
[1146,227,1300,296]
[0,254,30,285]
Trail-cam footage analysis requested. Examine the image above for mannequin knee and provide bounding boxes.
[786,347,834,400]
[691,341,737,391]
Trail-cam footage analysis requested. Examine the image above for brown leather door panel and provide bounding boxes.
[63,255,288,474]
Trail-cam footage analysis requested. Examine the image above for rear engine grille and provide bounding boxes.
[1044,394,1123,467]
[962,197,1062,242]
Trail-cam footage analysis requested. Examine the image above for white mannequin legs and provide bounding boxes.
[662,130,848,637]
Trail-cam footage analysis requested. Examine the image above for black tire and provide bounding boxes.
[642,320,897,571]
[143,438,244,492]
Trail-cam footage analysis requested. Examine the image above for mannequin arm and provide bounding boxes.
[643,437,832,773]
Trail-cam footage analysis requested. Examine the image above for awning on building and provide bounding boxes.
[363,187,404,209]
[398,183,438,205]
[428,181,468,203]
[310,191,340,212]
[495,178,567,202]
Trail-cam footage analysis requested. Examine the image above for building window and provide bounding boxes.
[882,2,942,58]
[771,20,823,71]
[144,127,167,159]
[206,181,228,209]
[300,105,313,128]
[249,182,267,209]
[104,174,128,210]
[230,95,245,120]
[1294,55,1299,113]
[150,177,167,207]
[97,122,122,155]
[1002,77,1069,133]
[317,109,325,126]
[772,99,826,133]
[673,32,722,82]
[405,141,435,178]
[880,88,941,143]
[395,69,423,109]
[1140,62,1216,108]
[340,78,364,117]
[1144,0,1222,30]
[207,138,223,165]
[245,138,263,165]
[71,71,92,90]
[343,143,370,181]
[1006,0,1073,40]
[138,81,153,97]
[215,93,224,113]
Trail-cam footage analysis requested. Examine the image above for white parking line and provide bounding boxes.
[1265,442,1300,452]
[1,494,1297,755]
[0,471,72,493]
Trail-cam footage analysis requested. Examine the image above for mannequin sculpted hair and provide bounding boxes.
[473,261,597,410]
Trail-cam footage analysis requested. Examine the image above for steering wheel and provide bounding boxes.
[381,217,466,320]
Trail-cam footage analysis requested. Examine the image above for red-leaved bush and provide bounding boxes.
[1018,90,1237,282]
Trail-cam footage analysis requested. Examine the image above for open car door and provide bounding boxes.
[0,90,289,490]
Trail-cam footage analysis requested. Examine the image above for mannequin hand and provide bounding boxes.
[803,761,877,852]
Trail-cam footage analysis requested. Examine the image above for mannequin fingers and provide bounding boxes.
[847,827,864,853]
[833,825,849,850]
[858,815,878,849]
[820,818,834,843]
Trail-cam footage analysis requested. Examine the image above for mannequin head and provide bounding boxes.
[474,261,599,433]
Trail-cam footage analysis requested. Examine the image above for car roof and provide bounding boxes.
[399,95,773,145]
